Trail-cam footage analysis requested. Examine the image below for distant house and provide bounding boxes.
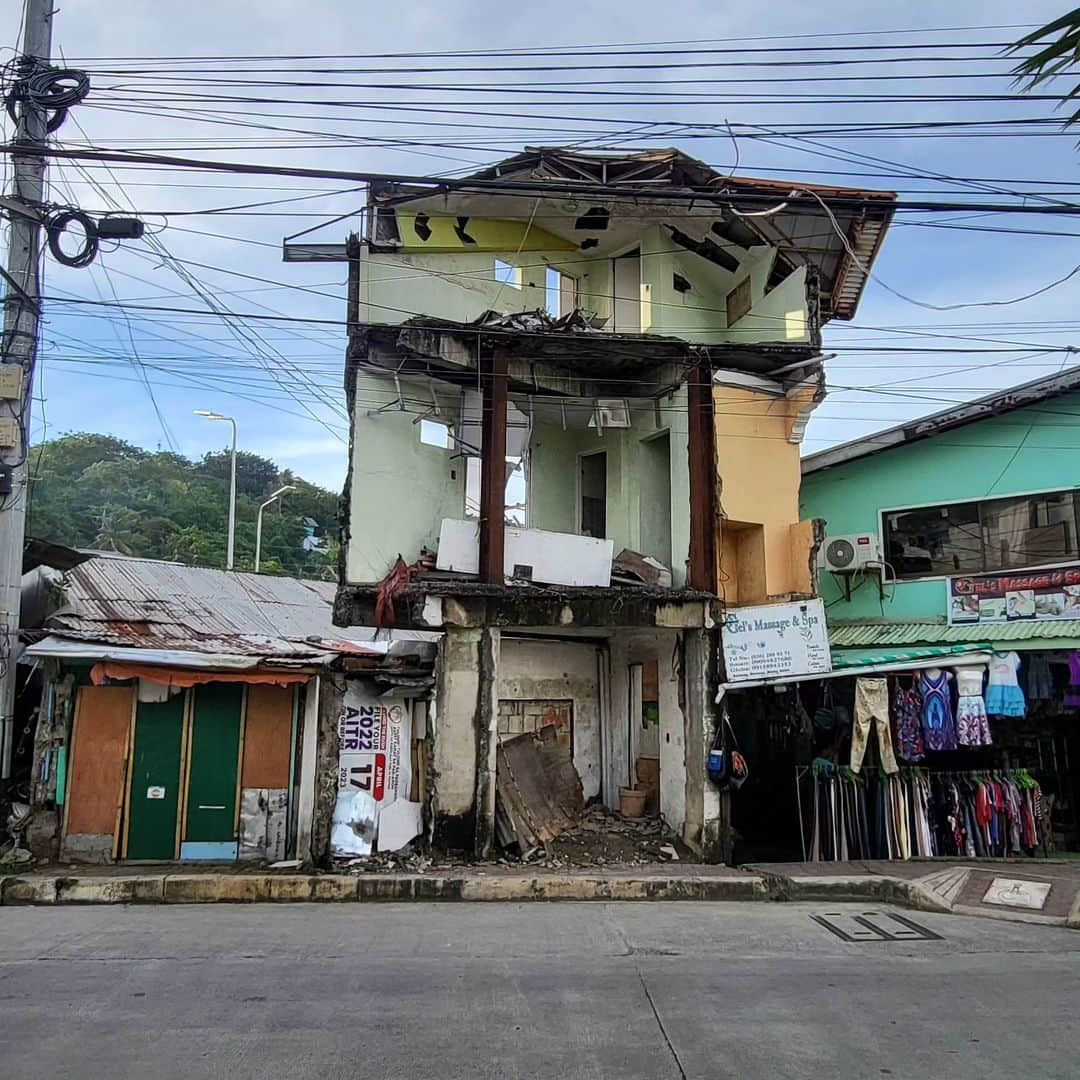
[18,548,434,865]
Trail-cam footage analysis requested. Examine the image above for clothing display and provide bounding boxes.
[985,651,1025,716]
[892,680,925,763]
[1066,651,1080,709]
[850,677,899,776]
[920,669,959,751]
[954,665,992,747]
[1026,654,1054,701]
[800,764,1046,862]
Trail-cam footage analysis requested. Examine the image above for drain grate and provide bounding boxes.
[811,911,943,942]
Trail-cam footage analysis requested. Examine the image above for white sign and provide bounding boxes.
[146,786,166,800]
[332,682,413,857]
[722,599,832,683]
[982,877,1052,910]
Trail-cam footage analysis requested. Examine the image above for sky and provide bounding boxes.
[1,0,1078,491]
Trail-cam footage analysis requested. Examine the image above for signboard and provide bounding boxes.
[722,599,832,683]
[947,565,1080,625]
[331,682,413,856]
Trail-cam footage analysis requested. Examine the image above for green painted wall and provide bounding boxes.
[528,387,691,586]
[348,373,467,582]
[800,390,1080,621]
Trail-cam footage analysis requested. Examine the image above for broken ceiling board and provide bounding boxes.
[394,212,577,253]
[495,725,585,850]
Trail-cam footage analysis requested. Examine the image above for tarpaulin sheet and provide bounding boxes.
[91,661,310,688]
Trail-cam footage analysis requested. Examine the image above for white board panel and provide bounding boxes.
[436,518,613,587]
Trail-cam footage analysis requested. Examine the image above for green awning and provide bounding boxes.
[829,620,1080,649]
[830,643,991,670]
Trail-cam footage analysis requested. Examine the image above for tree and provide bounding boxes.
[1011,9,1080,125]
[26,432,341,579]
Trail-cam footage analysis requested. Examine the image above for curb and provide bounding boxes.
[0,871,769,906]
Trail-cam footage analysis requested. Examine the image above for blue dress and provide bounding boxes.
[920,670,958,751]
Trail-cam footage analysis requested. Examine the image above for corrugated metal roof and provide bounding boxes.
[829,621,1080,647]
[43,553,390,663]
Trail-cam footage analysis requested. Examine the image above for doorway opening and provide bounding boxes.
[579,450,607,539]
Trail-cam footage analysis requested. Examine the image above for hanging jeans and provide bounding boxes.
[850,677,900,775]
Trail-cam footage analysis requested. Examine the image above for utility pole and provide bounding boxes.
[0,0,53,783]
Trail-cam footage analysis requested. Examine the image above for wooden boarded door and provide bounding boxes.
[125,692,185,861]
[183,683,243,859]
[64,685,134,862]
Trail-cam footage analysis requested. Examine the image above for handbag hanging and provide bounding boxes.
[707,711,749,791]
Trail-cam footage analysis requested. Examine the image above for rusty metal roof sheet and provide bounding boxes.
[43,553,389,664]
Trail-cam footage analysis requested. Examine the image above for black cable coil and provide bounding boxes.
[46,209,99,268]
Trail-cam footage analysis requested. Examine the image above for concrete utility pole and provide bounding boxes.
[0,0,53,783]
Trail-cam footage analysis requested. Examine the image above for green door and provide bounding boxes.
[183,683,243,859]
[125,693,185,861]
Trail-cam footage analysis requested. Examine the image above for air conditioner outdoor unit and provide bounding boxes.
[822,533,880,573]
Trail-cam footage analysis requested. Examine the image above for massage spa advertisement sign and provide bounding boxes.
[722,598,832,682]
[948,564,1080,625]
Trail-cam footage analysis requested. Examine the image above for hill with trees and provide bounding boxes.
[27,433,340,579]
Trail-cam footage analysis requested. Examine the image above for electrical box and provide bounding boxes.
[0,364,22,400]
[0,417,18,448]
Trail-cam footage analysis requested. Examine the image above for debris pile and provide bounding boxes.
[524,804,685,868]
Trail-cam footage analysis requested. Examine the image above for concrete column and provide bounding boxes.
[432,626,500,855]
[681,628,725,862]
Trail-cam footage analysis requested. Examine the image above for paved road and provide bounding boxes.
[1,901,1077,1079]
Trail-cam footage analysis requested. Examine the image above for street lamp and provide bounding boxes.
[255,485,295,573]
[194,410,237,571]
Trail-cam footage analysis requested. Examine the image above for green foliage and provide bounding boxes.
[1011,8,1080,125]
[28,433,340,579]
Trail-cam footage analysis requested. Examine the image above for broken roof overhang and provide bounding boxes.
[803,361,1080,474]
[367,147,896,321]
[22,635,326,671]
[352,314,823,400]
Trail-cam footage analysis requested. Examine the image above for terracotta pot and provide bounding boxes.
[619,786,648,818]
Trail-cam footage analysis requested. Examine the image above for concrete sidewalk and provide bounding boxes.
[3,857,1078,928]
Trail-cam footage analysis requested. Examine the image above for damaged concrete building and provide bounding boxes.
[291,148,894,861]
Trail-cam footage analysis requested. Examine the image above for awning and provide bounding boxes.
[720,644,993,693]
[830,643,992,670]
[90,661,311,689]
[829,620,1080,650]
[23,635,325,670]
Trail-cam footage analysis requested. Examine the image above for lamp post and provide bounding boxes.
[194,410,237,571]
[255,485,295,573]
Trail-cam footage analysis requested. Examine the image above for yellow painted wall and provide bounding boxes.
[714,381,819,603]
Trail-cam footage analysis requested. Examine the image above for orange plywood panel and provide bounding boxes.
[241,684,293,790]
[66,685,133,838]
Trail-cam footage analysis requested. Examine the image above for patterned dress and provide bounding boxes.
[892,681,925,762]
[920,669,958,751]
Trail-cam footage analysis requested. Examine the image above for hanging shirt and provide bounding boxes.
[986,652,1025,717]
[1066,651,1080,708]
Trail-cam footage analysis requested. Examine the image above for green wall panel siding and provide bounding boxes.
[126,694,185,861]
[800,390,1080,624]
[184,683,243,845]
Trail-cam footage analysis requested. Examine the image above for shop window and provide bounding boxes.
[882,488,1080,580]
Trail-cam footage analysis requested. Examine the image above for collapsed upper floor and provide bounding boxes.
[354,148,895,346]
